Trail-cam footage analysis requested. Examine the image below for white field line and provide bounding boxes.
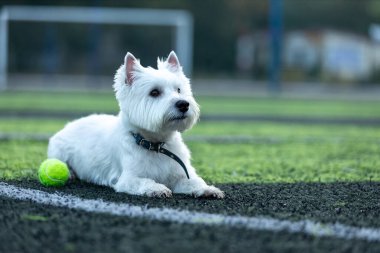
[1,183,380,242]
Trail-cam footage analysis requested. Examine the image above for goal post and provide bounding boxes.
[0,6,194,90]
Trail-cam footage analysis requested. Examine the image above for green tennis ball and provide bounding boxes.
[38,159,70,187]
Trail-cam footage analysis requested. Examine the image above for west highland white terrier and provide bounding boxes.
[48,51,224,198]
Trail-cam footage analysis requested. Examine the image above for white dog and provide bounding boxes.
[48,51,224,198]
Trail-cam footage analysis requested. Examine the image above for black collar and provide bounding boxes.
[130,132,190,179]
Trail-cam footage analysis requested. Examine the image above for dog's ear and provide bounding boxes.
[124,52,138,85]
[165,51,181,72]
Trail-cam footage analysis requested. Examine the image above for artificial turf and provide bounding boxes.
[0,116,380,183]
[1,91,380,118]
[2,180,380,253]
[0,118,67,134]
[3,198,379,253]
[2,119,380,139]
[1,91,380,252]
[7,180,380,228]
[1,132,379,183]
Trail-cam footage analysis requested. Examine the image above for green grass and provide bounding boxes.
[0,91,379,184]
[0,118,67,134]
[0,91,118,113]
[190,141,380,184]
[1,137,379,184]
[188,122,380,139]
[0,140,47,180]
[1,91,380,118]
[1,118,380,140]
[198,96,380,118]
[1,120,379,183]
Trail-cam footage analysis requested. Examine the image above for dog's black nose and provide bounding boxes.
[175,100,189,113]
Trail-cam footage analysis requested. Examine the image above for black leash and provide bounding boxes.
[130,132,190,179]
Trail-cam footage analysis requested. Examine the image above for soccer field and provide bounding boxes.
[1,91,380,252]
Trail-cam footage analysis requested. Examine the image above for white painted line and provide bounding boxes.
[1,182,380,242]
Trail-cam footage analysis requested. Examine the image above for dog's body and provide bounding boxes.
[48,52,224,198]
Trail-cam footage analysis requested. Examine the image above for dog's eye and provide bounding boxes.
[177,88,181,93]
[149,89,160,97]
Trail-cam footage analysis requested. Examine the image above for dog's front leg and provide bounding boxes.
[113,174,172,198]
[172,175,224,199]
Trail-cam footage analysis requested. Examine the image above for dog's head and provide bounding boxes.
[114,51,200,134]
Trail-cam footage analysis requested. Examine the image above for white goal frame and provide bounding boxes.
[0,6,193,90]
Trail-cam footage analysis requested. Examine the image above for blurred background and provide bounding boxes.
[1,0,380,97]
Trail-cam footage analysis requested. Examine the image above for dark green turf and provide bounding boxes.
[6,180,380,228]
[1,180,380,253]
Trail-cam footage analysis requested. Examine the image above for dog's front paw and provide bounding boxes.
[145,184,172,198]
[192,185,225,199]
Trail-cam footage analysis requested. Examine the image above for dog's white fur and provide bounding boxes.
[48,51,224,198]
